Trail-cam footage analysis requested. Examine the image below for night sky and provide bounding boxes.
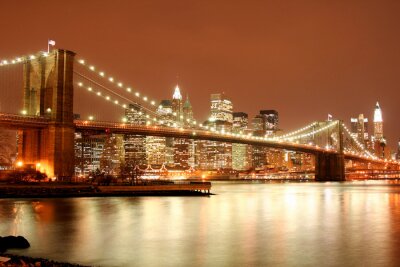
[1,0,400,147]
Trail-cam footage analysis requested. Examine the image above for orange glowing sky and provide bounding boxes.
[1,0,400,147]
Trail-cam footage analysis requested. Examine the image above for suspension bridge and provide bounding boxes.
[0,49,398,181]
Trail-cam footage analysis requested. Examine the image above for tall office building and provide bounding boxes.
[146,136,166,165]
[172,85,183,125]
[183,96,194,125]
[100,134,125,175]
[350,114,369,143]
[124,104,147,166]
[251,115,266,168]
[260,110,279,134]
[74,133,105,177]
[157,100,174,126]
[373,102,383,140]
[198,93,233,170]
[210,93,233,123]
[198,120,233,170]
[232,112,251,170]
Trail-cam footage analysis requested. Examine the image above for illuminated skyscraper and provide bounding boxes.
[100,134,125,175]
[350,114,369,144]
[183,96,193,125]
[260,110,279,135]
[146,136,166,165]
[210,93,233,123]
[373,102,383,140]
[157,100,174,126]
[172,85,183,125]
[232,112,251,170]
[199,93,233,170]
[74,133,105,177]
[124,104,147,166]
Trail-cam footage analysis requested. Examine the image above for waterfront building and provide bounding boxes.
[124,104,147,166]
[198,93,233,170]
[146,136,166,165]
[251,115,266,169]
[232,112,251,170]
[100,134,124,175]
[0,129,17,169]
[199,120,233,170]
[75,133,105,176]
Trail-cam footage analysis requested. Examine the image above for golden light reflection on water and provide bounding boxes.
[1,181,400,267]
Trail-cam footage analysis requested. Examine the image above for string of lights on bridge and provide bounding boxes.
[0,51,51,66]
[75,80,204,129]
[75,57,212,128]
[76,58,162,108]
[276,121,338,141]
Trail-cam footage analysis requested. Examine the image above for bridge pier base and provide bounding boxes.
[315,153,345,181]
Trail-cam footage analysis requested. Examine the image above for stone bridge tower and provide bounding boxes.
[19,49,75,178]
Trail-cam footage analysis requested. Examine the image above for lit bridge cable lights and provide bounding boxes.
[75,57,204,129]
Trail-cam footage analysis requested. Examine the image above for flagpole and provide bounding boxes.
[47,39,50,53]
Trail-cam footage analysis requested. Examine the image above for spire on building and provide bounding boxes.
[374,101,383,122]
[173,85,182,100]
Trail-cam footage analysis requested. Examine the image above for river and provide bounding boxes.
[1,180,400,267]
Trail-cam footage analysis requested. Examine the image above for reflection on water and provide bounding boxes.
[1,181,400,267]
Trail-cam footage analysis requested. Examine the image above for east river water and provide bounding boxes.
[1,181,400,267]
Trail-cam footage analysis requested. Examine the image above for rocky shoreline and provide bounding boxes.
[0,236,89,267]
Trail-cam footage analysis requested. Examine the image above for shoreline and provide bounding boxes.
[0,183,212,199]
[0,253,89,267]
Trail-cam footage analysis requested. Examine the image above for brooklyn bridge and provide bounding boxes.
[0,49,398,181]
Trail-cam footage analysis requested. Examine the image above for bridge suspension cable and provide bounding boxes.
[75,56,204,128]
[342,123,376,159]
[277,121,338,141]
[276,122,318,140]
[74,71,161,118]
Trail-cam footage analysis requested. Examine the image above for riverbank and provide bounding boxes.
[0,182,211,198]
[0,254,89,266]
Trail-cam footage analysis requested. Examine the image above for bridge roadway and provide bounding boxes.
[0,113,397,166]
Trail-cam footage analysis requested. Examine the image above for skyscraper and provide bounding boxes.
[100,134,125,175]
[259,110,279,136]
[198,93,233,170]
[124,104,147,167]
[373,102,383,140]
[183,96,193,126]
[172,85,183,125]
[350,114,369,144]
[232,112,252,170]
[74,133,105,177]
[210,93,233,123]
[157,100,174,126]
